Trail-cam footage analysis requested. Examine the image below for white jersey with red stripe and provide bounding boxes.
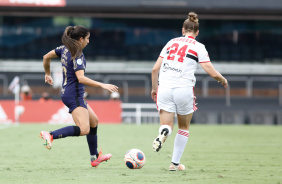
[159,35,210,88]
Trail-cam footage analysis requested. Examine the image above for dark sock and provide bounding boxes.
[87,127,98,157]
[50,126,81,139]
[172,162,179,166]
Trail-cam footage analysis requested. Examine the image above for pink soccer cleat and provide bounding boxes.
[91,151,112,167]
[169,163,185,171]
[39,131,53,150]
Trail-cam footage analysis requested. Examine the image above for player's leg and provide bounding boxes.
[169,86,195,171]
[169,113,192,171]
[39,106,88,150]
[71,106,90,135]
[153,86,175,152]
[87,104,99,159]
[87,104,111,167]
[153,110,174,152]
[39,97,88,150]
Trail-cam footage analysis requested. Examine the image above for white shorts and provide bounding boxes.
[157,86,197,115]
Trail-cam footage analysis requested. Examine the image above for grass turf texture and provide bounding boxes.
[0,124,281,184]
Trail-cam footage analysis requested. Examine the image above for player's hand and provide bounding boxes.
[219,78,228,88]
[102,84,118,92]
[151,90,157,102]
[45,74,53,85]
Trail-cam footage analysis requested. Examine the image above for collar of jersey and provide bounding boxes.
[184,35,195,39]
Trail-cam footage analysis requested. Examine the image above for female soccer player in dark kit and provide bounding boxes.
[151,12,228,171]
[40,25,118,167]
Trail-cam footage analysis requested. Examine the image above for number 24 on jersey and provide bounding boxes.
[167,43,188,63]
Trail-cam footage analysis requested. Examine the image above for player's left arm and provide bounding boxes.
[75,70,118,92]
[43,50,58,85]
[151,57,163,101]
[198,45,228,88]
[200,62,228,88]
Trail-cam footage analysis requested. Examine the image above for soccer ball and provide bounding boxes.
[124,149,145,169]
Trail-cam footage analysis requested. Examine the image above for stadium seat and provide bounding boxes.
[0,47,5,58]
[219,43,229,61]
[230,44,241,61]
[253,46,263,61]
[241,45,252,61]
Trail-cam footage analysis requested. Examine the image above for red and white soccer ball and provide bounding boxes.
[124,149,145,169]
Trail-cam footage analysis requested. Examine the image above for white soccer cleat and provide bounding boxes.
[169,163,185,171]
[153,128,169,152]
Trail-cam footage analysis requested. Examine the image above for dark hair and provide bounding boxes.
[183,12,199,34]
[62,25,90,59]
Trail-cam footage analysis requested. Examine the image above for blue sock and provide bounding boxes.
[50,126,80,139]
[87,127,98,157]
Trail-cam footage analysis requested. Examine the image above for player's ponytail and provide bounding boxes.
[183,12,199,34]
[62,25,89,59]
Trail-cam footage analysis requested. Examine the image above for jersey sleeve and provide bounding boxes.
[198,45,211,63]
[55,45,64,57]
[73,55,85,72]
[159,40,172,58]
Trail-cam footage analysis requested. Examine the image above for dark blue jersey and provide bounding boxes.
[55,45,86,98]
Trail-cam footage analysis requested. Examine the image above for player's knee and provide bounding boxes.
[90,117,99,127]
[79,125,90,135]
[94,116,99,124]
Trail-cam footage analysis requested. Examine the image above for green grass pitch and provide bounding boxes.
[0,123,281,184]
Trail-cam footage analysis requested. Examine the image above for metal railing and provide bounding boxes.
[103,75,151,102]
[122,103,157,125]
[1,74,282,106]
[122,103,180,124]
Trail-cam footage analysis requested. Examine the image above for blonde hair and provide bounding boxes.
[62,26,89,59]
[183,12,199,34]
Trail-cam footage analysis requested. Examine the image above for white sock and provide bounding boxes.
[159,125,172,136]
[90,155,97,161]
[171,129,189,164]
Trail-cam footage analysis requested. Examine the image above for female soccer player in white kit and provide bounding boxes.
[151,12,228,171]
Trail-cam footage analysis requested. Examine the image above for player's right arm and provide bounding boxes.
[43,50,58,85]
[151,56,163,102]
[151,40,171,102]
[200,62,228,88]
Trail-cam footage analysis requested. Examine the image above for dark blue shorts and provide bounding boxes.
[61,96,88,113]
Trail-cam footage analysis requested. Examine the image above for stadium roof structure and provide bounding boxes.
[1,0,282,20]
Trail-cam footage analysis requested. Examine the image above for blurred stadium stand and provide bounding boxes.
[1,0,282,62]
[0,0,282,124]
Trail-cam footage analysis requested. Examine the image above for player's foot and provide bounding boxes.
[153,128,169,152]
[39,131,53,150]
[169,163,185,171]
[91,151,112,167]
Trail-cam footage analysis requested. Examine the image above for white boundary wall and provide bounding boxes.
[1,60,282,75]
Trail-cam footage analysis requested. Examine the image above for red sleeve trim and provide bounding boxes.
[159,56,164,58]
[199,61,211,63]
